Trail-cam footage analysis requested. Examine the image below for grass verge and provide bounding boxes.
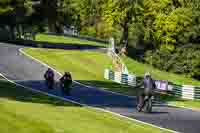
[0,78,170,133]
[36,34,108,47]
[158,94,200,110]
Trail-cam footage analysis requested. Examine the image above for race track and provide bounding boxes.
[0,42,200,133]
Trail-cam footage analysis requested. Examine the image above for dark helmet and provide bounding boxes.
[48,68,53,71]
[64,72,68,75]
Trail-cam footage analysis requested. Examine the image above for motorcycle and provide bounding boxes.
[60,80,72,95]
[45,78,54,89]
[137,95,154,113]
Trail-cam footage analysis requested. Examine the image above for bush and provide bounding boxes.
[145,45,200,80]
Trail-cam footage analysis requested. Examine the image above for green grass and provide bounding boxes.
[36,34,108,47]
[157,94,200,110]
[123,56,200,86]
[24,48,111,80]
[169,100,200,109]
[0,79,170,133]
[23,48,140,96]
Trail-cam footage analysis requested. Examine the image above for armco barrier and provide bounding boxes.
[169,84,200,100]
[104,69,200,100]
[104,69,136,87]
[171,84,182,97]
[194,86,200,99]
[108,70,114,80]
[182,85,194,100]
[121,74,128,84]
[127,75,137,87]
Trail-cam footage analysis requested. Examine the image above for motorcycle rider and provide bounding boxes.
[59,72,72,95]
[44,68,55,89]
[137,72,156,112]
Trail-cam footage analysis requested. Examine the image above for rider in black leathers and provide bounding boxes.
[44,68,55,89]
[59,72,72,95]
[137,72,156,112]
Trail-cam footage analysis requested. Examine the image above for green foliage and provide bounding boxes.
[142,0,200,81]
[0,0,12,13]
[145,45,200,80]
[102,0,143,46]
[144,0,194,50]
[153,8,192,51]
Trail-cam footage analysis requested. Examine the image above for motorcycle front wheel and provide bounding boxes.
[144,99,152,113]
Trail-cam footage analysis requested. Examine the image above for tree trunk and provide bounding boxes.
[48,19,56,33]
[9,25,16,40]
[123,22,129,48]
[16,25,21,39]
[41,0,57,33]
[120,21,129,48]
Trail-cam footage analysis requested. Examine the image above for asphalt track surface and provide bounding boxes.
[0,42,200,133]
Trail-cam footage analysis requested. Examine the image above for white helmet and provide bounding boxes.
[145,72,151,77]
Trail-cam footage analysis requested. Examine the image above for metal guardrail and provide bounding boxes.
[170,84,200,100]
[105,69,200,100]
[104,69,136,87]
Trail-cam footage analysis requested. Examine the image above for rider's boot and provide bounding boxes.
[137,95,144,112]
[137,105,142,112]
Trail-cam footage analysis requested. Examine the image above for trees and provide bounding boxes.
[103,0,143,48]
[0,0,70,35]
[64,0,143,47]
[0,0,33,39]
[144,0,191,50]
[73,0,107,37]
[143,0,200,80]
